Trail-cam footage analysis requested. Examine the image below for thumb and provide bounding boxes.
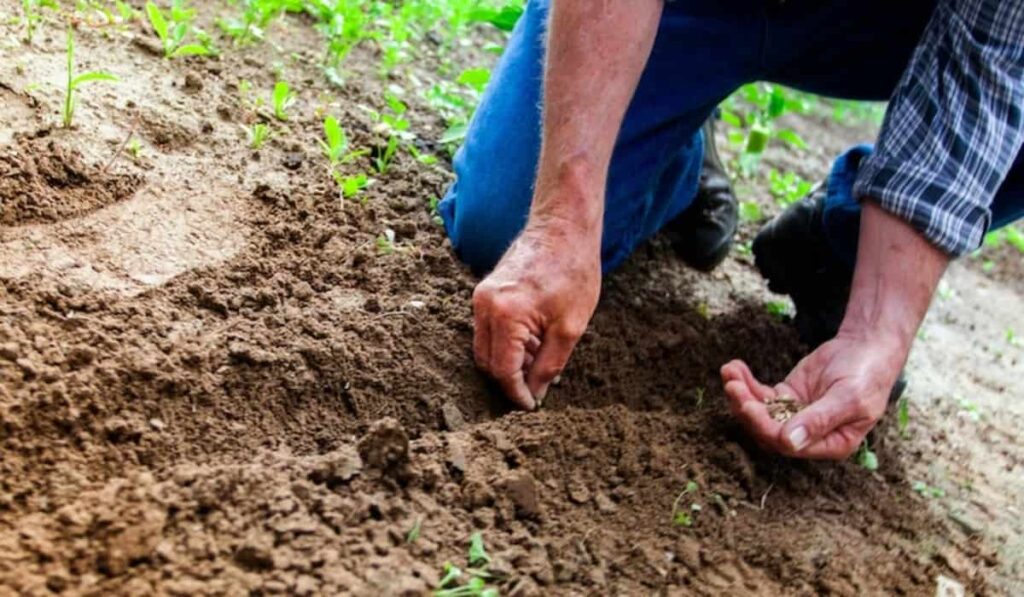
[525,325,579,403]
[779,384,866,459]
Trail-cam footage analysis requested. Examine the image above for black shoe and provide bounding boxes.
[752,186,908,402]
[664,117,738,272]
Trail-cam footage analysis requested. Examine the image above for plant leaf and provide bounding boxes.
[439,123,467,145]
[71,71,119,88]
[776,128,807,149]
[467,532,491,566]
[170,44,209,57]
[145,1,168,44]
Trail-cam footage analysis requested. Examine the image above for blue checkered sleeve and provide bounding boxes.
[852,0,1024,256]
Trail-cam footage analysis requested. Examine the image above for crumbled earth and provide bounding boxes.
[1,2,1021,595]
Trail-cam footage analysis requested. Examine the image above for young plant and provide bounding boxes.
[720,84,807,176]
[247,122,271,149]
[856,441,879,471]
[145,0,212,59]
[376,228,396,254]
[670,480,700,527]
[373,135,399,174]
[897,396,910,438]
[126,137,143,160]
[272,80,295,121]
[22,0,55,44]
[63,27,119,128]
[768,169,813,206]
[333,172,369,200]
[434,533,501,597]
[320,116,366,165]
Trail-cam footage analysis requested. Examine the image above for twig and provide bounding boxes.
[759,483,774,510]
[101,113,139,174]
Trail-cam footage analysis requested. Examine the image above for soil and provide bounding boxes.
[1,3,1021,595]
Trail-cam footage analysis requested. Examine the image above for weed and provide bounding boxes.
[62,27,119,128]
[912,481,945,499]
[271,80,295,121]
[428,196,443,225]
[320,116,349,164]
[456,67,490,94]
[373,135,400,174]
[738,200,763,223]
[695,302,711,320]
[434,532,500,597]
[218,0,303,45]
[721,83,806,176]
[335,172,369,200]
[1007,328,1020,347]
[768,169,813,206]
[145,0,213,59]
[897,396,910,438]
[956,397,981,422]
[406,517,422,543]
[22,0,55,44]
[376,228,396,254]
[765,300,791,320]
[671,480,700,527]
[856,441,879,471]
[126,137,143,160]
[247,122,271,149]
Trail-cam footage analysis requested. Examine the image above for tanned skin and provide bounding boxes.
[471,0,950,459]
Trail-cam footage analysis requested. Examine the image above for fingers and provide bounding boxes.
[721,360,776,403]
[779,384,877,459]
[525,324,581,402]
[488,317,536,410]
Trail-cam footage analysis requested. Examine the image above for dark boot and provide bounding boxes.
[752,187,908,402]
[664,117,739,272]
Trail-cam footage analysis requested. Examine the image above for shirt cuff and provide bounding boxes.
[852,154,992,257]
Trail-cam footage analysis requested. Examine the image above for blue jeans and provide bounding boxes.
[439,0,1024,275]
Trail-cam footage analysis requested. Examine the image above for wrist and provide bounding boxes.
[530,154,605,236]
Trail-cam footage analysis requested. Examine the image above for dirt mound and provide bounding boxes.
[0,133,143,225]
[0,409,980,595]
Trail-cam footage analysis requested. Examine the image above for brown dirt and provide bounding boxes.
[0,3,1019,595]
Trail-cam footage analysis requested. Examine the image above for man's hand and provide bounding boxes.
[721,330,904,458]
[723,201,950,459]
[473,216,601,409]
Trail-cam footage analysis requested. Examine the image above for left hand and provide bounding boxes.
[720,330,907,459]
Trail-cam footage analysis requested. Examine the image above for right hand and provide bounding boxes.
[472,219,602,409]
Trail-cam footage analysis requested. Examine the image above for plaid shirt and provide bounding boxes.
[852,0,1024,256]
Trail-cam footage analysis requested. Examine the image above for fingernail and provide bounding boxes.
[788,426,809,451]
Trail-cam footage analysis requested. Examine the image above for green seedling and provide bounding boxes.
[22,0,55,44]
[671,480,700,527]
[406,517,422,543]
[912,481,945,499]
[1007,328,1020,347]
[468,532,491,566]
[428,196,443,225]
[456,67,490,94]
[956,397,981,422]
[319,116,366,165]
[248,122,271,149]
[145,0,212,59]
[434,533,500,597]
[126,137,143,160]
[63,27,119,128]
[765,300,791,320]
[218,0,303,45]
[376,229,396,254]
[897,396,910,438]
[721,83,807,176]
[768,169,813,206]
[373,135,400,174]
[696,302,711,320]
[856,441,878,471]
[272,80,294,121]
[408,144,438,165]
[739,200,763,223]
[333,172,369,200]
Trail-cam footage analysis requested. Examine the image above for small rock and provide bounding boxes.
[183,72,203,92]
[357,418,410,477]
[594,492,617,514]
[440,402,466,431]
[501,471,541,519]
[446,438,468,476]
[0,342,20,361]
[283,152,305,170]
[935,574,965,597]
[148,418,166,431]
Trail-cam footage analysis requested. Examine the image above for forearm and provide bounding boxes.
[839,201,951,354]
[530,0,663,238]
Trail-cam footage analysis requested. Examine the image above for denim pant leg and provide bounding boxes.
[438,0,764,276]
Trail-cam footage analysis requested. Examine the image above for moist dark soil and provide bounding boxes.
[0,3,1017,595]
